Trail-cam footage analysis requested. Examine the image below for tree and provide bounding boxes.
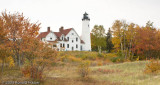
[112,20,123,53]
[106,28,113,52]
[133,21,159,59]
[126,23,136,59]
[0,15,11,75]
[91,25,106,53]
[0,11,40,67]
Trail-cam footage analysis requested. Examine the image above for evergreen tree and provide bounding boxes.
[106,28,113,52]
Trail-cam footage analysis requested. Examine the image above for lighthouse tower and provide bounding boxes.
[81,12,91,51]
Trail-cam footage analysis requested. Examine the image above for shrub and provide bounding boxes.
[110,56,124,63]
[21,65,43,80]
[144,59,160,74]
[97,61,103,66]
[78,60,91,79]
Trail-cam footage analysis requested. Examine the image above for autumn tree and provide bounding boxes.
[0,11,40,67]
[91,25,106,53]
[133,21,160,59]
[0,15,11,75]
[112,20,123,53]
[126,23,137,59]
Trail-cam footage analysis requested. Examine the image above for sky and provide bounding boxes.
[0,0,160,35]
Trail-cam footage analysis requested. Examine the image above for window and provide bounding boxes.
[88,24,89,27]
[67,44,69,48]
[53,44,57,47]
[72,40,74,43]
[72,33,74,35]
[50,37,52,40]
[76,44,78,48]
[60,43,62,47]
[62,37,63,40]
[76,37,78,42]
[63,44,65,47]
[81,45,82,51]
[67,37,69,41]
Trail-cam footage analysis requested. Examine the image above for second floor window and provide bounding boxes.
[62,37,64,40]
[63,44,65,47]
[72,40,74,43]
[76,37,78,41]
[50,38,52,40]
[67,37,69,41]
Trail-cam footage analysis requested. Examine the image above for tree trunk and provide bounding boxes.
[1,57,5,76]
[98,46,102,54]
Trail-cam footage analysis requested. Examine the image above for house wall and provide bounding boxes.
[46,32,57,41]
[58,29,81,51]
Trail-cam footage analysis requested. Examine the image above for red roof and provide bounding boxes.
[37,27,85,43]
[37,28,72,40]
[54,32,62,37]
[61,28,72,36]
[81,40,85,44]
[37,31,50,39]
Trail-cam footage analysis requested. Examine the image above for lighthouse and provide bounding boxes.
[81,12,91,51]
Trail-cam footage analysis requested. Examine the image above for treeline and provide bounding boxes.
[91,20,160,60]
[0,11,57,79]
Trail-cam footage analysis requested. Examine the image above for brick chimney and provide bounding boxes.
[47,27,50,32]
[59,26,64,32]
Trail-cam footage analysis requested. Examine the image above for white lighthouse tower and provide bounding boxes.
[81,12,91,51]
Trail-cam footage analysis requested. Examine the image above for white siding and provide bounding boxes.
[46,32,57,41]
[65,29,81,51]
[81,20,91,51]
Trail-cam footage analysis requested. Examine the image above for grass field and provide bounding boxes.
[1,51,160,85]
[42,61,160,85]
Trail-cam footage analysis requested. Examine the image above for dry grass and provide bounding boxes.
[1,51,160,85]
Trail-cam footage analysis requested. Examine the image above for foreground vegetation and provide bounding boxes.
[1,51,160,85]
[1,58,160,85]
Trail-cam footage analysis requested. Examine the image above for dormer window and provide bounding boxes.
[50,38,52,40]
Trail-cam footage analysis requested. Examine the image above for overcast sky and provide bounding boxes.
[0,0,160,35]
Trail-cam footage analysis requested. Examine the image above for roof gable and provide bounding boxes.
[37,31,50,39]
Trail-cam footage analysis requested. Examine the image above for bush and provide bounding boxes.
[78,60,91,79]
[144,59,160,74]
[110,56,124,63]
[21,65,43,80]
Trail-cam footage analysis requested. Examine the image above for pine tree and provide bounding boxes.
[106,28,113,53]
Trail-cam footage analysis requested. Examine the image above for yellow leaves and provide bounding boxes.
[144,59,160,74]
[7,56,15,68]
[136,56,139,61]
[0,59,2,63]
[78,60,91,79]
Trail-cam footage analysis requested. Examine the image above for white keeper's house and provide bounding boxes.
[37,12,91,51]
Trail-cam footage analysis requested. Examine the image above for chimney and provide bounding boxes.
[59,26,64,32]
[47,27,50,32]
